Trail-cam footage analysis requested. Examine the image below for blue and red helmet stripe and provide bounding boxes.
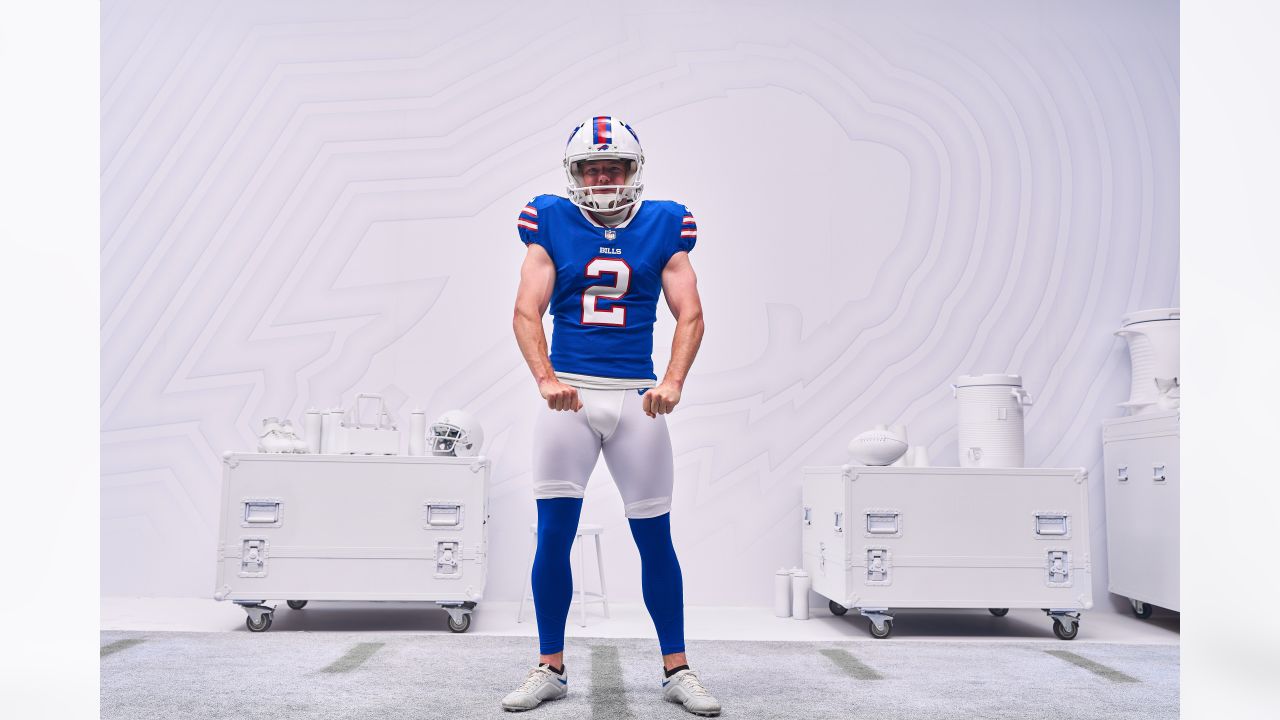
[593,116,612,145]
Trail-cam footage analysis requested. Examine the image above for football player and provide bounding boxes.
[504,116,719,717]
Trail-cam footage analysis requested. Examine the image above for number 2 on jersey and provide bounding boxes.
[581,258,631,326]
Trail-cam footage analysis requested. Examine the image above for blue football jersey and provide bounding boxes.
[516,196,697,380]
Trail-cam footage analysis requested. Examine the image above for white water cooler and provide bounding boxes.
[952,374,1033,468]
[1114,308,1180,415]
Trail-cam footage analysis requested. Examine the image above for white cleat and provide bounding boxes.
[662,668,722,717]
[501,665,568,712]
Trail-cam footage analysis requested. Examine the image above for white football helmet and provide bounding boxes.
[563,115,644,213]
[428,409,484,457]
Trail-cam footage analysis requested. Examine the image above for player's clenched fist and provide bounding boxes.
[539,379,583,412]
[642,381,681,418]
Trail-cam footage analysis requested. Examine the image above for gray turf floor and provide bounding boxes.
[101,630,1178,719]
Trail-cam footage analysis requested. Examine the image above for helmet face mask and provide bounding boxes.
[564,116,644,213]
[427,410,483,457]
[428,423,467,455]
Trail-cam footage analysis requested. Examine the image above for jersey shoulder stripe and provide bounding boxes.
[642,199,690,217]
[641,199,697,251]
[676,204,697,240]
[681,210,697,237]
[518,203,538,230]
[515,194,563,236]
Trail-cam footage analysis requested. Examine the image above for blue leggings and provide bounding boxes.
[532,498,685,655]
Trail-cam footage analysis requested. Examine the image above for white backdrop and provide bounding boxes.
[101,0,1179,611]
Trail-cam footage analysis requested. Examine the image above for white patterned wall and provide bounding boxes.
[101,0,1179,611]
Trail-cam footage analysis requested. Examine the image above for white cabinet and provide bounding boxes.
[1102,410,1179,615]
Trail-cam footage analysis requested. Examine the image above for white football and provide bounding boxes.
[847,429,909,466]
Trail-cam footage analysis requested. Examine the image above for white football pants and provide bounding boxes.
[532,387,674,519]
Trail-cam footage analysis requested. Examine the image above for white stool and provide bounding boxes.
[516,522,610,627]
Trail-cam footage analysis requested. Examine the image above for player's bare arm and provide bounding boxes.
[512,243,582,412]
[644,250,704,418]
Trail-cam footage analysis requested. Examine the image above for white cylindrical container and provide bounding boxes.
[953,374,1032,468]
[910,445,930,467]
[324,407,345,454]
[1115,308,1179,414]
[790,569,810,620]
[319,411,333,453]
[774,568,792,617]
[408,410,427,457]
[303,408,323,454]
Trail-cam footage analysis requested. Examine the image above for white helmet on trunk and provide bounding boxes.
[428,409,484,457]
[563,115,644,213]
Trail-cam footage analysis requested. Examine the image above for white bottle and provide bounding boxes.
[325,407,346,454]
[409,410,427,456]
[303,408,323,454]
[774,568,793,618]
[319,410,334,454]
[790,569,810,620]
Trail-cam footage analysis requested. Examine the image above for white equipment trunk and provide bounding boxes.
[214,453,489,632]
[802,465,1092,639]
[1102,410,1180,614]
